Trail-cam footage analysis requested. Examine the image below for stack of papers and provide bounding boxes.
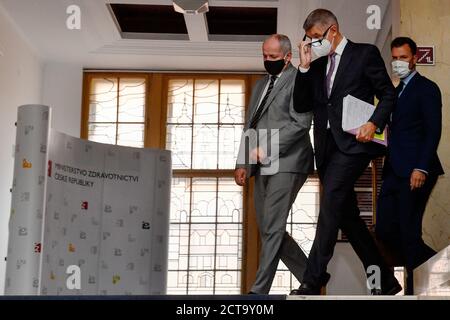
[342,95,388,146]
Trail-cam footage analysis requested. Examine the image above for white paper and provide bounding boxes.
[342,95,376,131]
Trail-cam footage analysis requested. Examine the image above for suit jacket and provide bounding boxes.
[236,63,314,177]
[386,73,444,178]
[294,40,396,168]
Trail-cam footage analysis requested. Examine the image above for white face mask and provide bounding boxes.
[311,38,333,61]
[391,60,412,79]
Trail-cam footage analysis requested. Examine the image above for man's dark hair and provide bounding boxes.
[303,9,339,31]
[391,37,417,55]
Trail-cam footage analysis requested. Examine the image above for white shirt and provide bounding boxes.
[326,36,348,95]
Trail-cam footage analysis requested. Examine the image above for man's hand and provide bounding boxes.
[234,168,247,186]
[410,170,427,191]
[250,147,266,164]
[298,40,312,69]
[356,122,377,143]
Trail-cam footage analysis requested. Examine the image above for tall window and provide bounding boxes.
[85,75,148,148]
[165,77,246,294]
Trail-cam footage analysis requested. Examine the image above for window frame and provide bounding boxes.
[81,72,151,147]
[160,73,258,294]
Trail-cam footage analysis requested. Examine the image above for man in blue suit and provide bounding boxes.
[376,37,444,295]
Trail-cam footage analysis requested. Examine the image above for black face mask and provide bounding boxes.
[264,58,286,75]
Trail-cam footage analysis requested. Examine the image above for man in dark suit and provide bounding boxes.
[376,37,444,295]
[291,9,401,295]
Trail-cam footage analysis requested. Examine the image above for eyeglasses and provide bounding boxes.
[303,25,333,47]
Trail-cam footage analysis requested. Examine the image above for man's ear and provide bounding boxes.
[412,54,418,66]
[286,52,293,62]
[330,25,338,37]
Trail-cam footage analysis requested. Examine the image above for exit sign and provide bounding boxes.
[417,46,435,65]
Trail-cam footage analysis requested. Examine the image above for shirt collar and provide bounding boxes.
[402,70,417,86]
[268,70,283,81]
[333,36,348,56]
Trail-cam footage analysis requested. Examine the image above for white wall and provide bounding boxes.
[327,243,369,295]
[0,6,43,293]
[42,62,83,138]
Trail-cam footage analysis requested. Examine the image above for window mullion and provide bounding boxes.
[186,176,193,294]
[213,177,219,294]
[191,79,196,170]
[115,77,120,145]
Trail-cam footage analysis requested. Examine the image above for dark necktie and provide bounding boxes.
[325,52,337,98]
[249,75,277,129]
[396,80,405,97]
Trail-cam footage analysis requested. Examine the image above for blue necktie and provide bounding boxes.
[396,81,405,97]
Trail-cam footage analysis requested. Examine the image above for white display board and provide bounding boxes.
[5,105,50,294]
[5,105,171,295]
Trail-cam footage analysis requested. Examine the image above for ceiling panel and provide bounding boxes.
[207,6,277,36]
[0,0,394,70]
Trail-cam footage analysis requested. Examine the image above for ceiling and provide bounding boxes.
[0,0,392,71]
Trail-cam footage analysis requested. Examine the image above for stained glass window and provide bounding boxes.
[166,79,245,170]
[168,177,243,294]
[166,78,245,294]
[88,77,147,147]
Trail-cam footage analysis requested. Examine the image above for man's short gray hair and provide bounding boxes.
[265,34,292,55]
[303,9,339,31]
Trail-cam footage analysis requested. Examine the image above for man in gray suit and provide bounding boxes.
[235,34,314,294]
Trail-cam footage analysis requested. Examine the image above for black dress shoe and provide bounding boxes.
[371,288,381,295]
[290,283,321,295]
[290,273,331,296]
[247,291,257,295]
[371,279,402,295]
